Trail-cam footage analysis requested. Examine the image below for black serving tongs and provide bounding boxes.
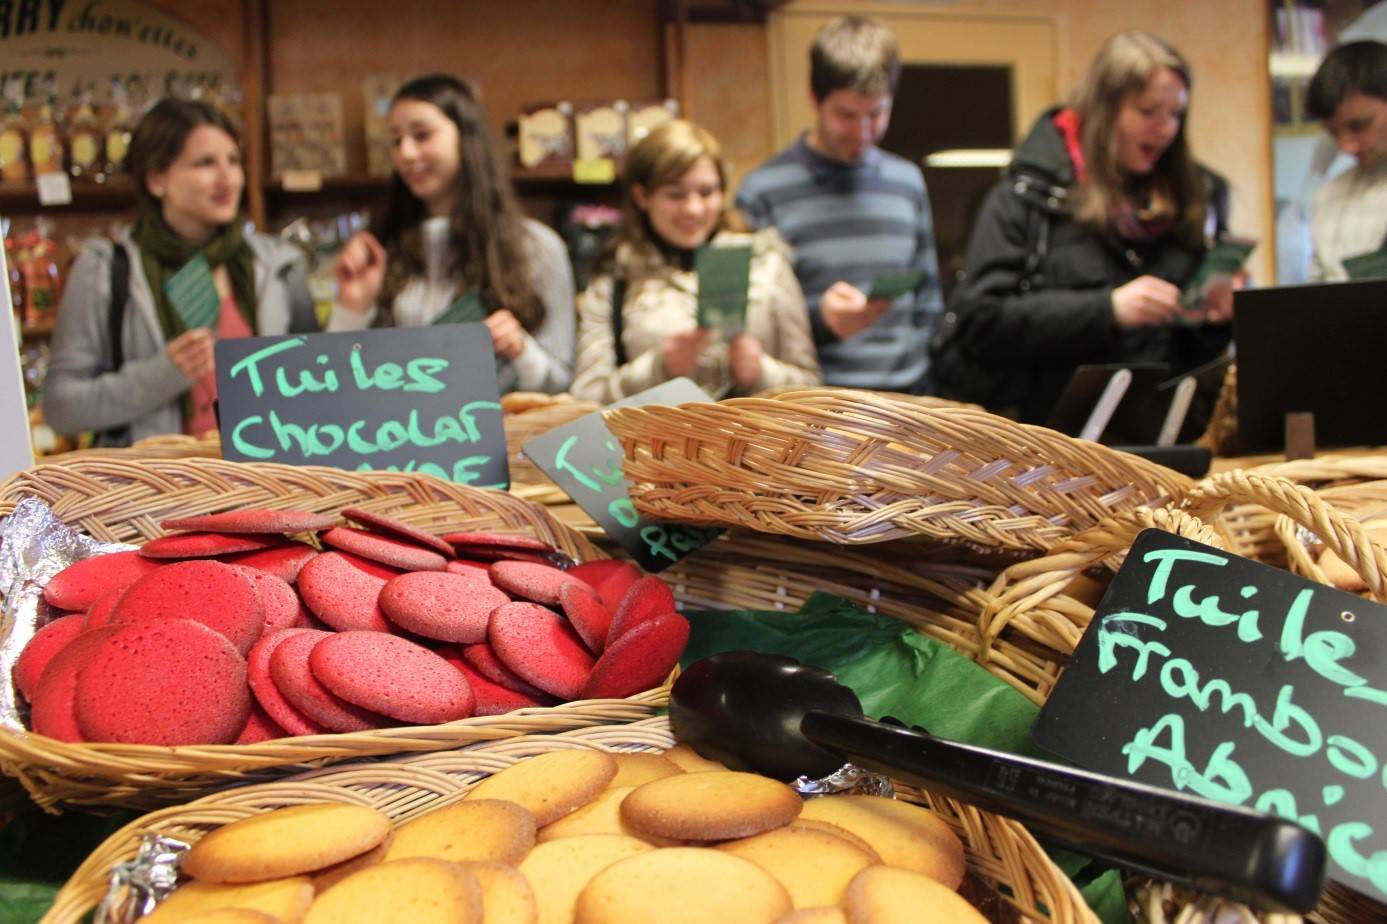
[669,652,1327,914]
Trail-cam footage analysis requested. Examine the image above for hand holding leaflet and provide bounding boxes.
[695,244,752,338]
[1180,235,1255,323]
[164,254,220,330]
[866,268,926,302]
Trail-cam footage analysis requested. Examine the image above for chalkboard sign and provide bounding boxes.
[215,325,509,488]
[522,378,720,572]
[1034,529,1387,903]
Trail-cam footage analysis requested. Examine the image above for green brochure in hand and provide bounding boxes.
[432,290,487,326]
[1180,234,1256,320]
[164,253,220,330]
[1342,246,1387,281]
[695,243,752,337]
[867,268,926,301]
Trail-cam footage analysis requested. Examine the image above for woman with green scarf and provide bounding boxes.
[44,99,317,445]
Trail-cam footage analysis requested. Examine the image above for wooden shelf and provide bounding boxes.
[0,178,137,215]
[21,323,56,339]
[262,166,620,210]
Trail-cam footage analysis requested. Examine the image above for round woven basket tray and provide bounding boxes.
[43,715,1096,924]
[603,388,1192,552]
[0,457,668,812]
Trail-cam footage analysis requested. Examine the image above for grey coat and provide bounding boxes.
[43,230,317,444]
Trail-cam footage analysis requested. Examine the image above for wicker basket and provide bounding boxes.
[43,716,1096,924]
[0,458,669,812]
[604,388,1192,552]
[1272,480,1387,597]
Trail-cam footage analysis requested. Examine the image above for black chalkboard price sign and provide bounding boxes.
[1034,529,1387,904]
[522,378,720,572]
[215,325,509,489]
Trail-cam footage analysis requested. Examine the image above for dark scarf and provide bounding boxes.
[131,211,258,337]
[1053,108,1176,244]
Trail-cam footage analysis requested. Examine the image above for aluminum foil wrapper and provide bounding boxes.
[94,833,189,924]
[792,762,895,798]
[0,497,136,732]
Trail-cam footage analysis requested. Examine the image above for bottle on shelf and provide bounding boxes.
[4,230,27,327]
[0,77,30,185]
[19,219,62,331]
[67,81,104,182]
[103,76,134,181]
[28,75,66,177]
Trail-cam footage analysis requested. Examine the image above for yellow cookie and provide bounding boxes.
[312,830,394,893]
[775,910,848,924]
[573,847,792,923]
[621,771,801,841]
[608,752,683,789]
[386,799,537,865]
[517,835,653,924]
[661,743,730,772]
[538,787,679,846]
[466,751,617,826]
[842,865,986,923]
[182,804,391,883]
[142,877,313,924]
[717,824,878,908]
[462,861,538,924]
[1319,545,1368,592]
[798,796,964,890]
[180,912,280,924]
[302,858,482,924]
[788,820,881,862]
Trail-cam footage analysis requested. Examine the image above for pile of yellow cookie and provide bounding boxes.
[141,745,987,924]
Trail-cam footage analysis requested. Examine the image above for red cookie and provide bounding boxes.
[445,559,496,584]
[450,546,556,566]
[558,580,613,654]
[269,630,388,733]
[29,627,120,742]
[320,527,448,572]
[297,551,399,633]
[43,551,163,612]
[217,544,319,584]
[489,561,576,605]
[438,646,555,716]
[489,602,595,700]
[311,631,475,725]
[378,571,511,643]
[83,589,123,629]
[161,509,337,534]
[568,560,643,613]
[231,566,302,632]
[74,619,251,746]
[14,615,86,703]
[236,703,289,744]
[247,628,327,737]
[606,575,677,648]
[581,611,690,700]
[443,531,553,552]
[111,560,265,655]
[139,532,284,560]
[461,643,549,698]
[341,508,455,557]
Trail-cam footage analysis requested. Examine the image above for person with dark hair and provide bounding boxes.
[935,32,1234,423]
[570,120,818,402]
[1305,40,1387,281]
[330,74,574,393]
[734,15,944,394]
[43,98,316,444]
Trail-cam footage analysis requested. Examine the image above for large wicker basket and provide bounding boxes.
[0,458,667,812]
[604,388,1192,552]
[43,716,1096,924]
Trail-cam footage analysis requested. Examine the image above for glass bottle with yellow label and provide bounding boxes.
[0,78,29,185]
[67,81,103,182]
[28,77,65,177]
[103,77,133,181]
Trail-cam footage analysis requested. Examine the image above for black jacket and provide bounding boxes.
[934,109,1233,424]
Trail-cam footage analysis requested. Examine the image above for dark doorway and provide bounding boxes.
[880,63,1015,299]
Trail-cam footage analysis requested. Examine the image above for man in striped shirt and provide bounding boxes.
[735,15,943,393]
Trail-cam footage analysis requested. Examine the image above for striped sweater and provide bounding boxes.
[734,135,943,392]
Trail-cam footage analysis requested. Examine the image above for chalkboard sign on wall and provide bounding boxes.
[1035,529,1387,903]
[523,378,719,572]
[215,325,509,488]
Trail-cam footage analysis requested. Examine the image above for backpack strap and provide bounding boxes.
[610,273,628,368]
[107,242,129,373]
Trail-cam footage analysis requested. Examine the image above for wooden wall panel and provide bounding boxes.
[683,23,774,191]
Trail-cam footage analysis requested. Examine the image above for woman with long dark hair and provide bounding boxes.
[330,74,574,393]
[44,99,316,443]
[936,32,1235,423]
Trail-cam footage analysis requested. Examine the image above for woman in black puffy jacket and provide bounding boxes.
[935,32,1234,424]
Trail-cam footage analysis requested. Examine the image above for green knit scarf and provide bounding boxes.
[131,212,258,338]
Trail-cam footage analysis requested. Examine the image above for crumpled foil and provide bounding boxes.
[94,833,189,924]
[792,762,895,798]
[0,497,136,732]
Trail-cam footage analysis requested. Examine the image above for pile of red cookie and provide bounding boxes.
[12,508,689,747]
